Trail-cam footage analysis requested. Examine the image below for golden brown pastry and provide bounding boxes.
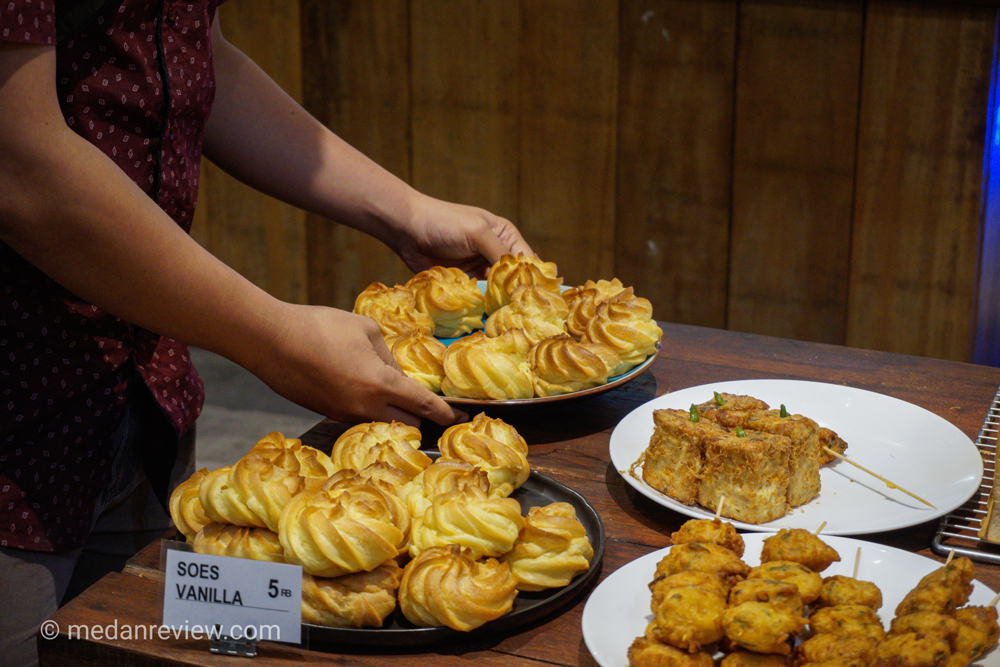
[562,278,628,340]
[169,468,211,541]
[527,333,620,397]
[385,331,446,393]
[398,544,518,631]
[192,522,285,562]
[228,432,337,532]
[405,266,486,338]
[501,502,594,591]
[330,421,431,479]
[301,560,403,628]
[437,412,530,497]
[484,253,562,314]
[398,459,492,520]
[353,282,435,337]
[278,481,410,578]
[440,329,534,400]
[484,284,569,345]
[408,488,525,559]
[323,461,411,497]
[582,288,662,375]
[198,465,266,528]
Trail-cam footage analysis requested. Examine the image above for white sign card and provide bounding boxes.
[162,547,302,644]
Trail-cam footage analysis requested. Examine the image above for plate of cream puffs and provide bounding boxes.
[354,254,663,406]
[169,416,605,646]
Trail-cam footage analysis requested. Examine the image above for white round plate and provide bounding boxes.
[582,533,999,667]
[609,379,983,534]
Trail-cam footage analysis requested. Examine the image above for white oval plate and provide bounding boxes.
[582,533,999,667]
[609,379,983,534]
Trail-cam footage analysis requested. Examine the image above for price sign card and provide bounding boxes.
[163,547,302,644]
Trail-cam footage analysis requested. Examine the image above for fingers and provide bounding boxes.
[473,218,511,266]
[381,367,468,426]
[489,215,534,257]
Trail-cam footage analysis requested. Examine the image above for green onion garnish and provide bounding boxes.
[736,427,746,437]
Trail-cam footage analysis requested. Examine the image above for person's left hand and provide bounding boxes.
[392,193,534,278]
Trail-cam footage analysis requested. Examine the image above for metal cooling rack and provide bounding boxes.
[932,384,1000,564]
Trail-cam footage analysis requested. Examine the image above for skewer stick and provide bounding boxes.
[814,521,827,535]
[715,496,727,521]
[822,446,936,509]
[989,590,1000,608]
[945,549,955,566]
[853,547,861,579]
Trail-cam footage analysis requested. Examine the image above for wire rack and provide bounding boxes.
[932,384,1000,563]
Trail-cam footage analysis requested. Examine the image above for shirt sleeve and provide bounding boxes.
[0,0,56,45]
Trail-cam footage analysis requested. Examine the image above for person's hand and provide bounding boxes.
[393,193,534,278]
[244,303,466,427]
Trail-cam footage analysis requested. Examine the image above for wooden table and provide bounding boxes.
[38,323,1000,666]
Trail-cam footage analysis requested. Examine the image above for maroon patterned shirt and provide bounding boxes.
[0,0,219,551]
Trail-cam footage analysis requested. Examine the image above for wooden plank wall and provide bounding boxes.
[193,0,1000,365]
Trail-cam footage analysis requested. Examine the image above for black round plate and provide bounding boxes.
[304,455,605,647]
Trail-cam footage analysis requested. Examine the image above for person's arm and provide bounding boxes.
[0,42,461,427]
[203,15,532,278]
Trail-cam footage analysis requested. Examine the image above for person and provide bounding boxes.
[0,1,532,664]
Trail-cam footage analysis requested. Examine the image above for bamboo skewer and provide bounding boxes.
[814,521,827,535]
[715,497,726,521]
[989,590,1000,608]
[945,550,955,566]
[853,547,861,579]
[822,446,936,509]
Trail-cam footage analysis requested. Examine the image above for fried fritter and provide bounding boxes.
[655,543,751,587]
[795,634,877,666]
[818,575,883,610]
[809,604,886,641]
[953,606,999,659]
[723,601,806,655]
[649,585,728,652]
[890,612,961,646]
[760,529,841,573]
[651,570,730,612]
[895,559,975,617]
[722,651,791,667]
[671,518,745,557]
[628,634,715,667]
[697,431,793,525]
[643,409,729,505]
[748,561,823,604]
[872,632,951,667]
[729,579,804,618]
[799,659,868,667]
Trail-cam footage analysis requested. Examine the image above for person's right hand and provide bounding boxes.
[244,303,466,427]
